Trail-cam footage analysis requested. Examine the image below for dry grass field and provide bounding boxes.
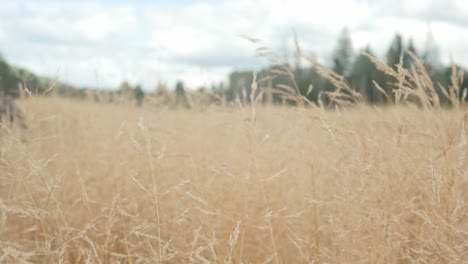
[0,94,466,263]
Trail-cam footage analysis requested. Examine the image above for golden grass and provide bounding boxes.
[0,95,466,263]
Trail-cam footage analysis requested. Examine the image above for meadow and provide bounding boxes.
[0,48,468,263]
[0,93,466,263]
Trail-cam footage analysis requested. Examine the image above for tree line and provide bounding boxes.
[0,29,467,108]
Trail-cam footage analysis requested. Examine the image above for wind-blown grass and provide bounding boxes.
[0,46,467,263]
[0,93,466,263]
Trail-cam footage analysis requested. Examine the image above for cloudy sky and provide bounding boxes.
[0,0,467,90]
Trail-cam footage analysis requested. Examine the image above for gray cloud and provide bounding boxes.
[0,0,467,89]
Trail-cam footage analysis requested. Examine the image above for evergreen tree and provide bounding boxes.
[331,28,354,77]
[351,46,385,103]
[228,71,253,102]
[422,29,441,70]
[0,55,19,97]
[382,33,405,101]
[17,68,39,95]
[134,85,145,107]
[386,33,404,70]
[175,81,189,108]
[420,29,446,103]
[294,66,324,102]
[404,38,418,69]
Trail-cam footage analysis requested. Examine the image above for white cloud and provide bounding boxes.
[0,0,467,90]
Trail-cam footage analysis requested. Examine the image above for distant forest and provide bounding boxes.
[1,29,467,107]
